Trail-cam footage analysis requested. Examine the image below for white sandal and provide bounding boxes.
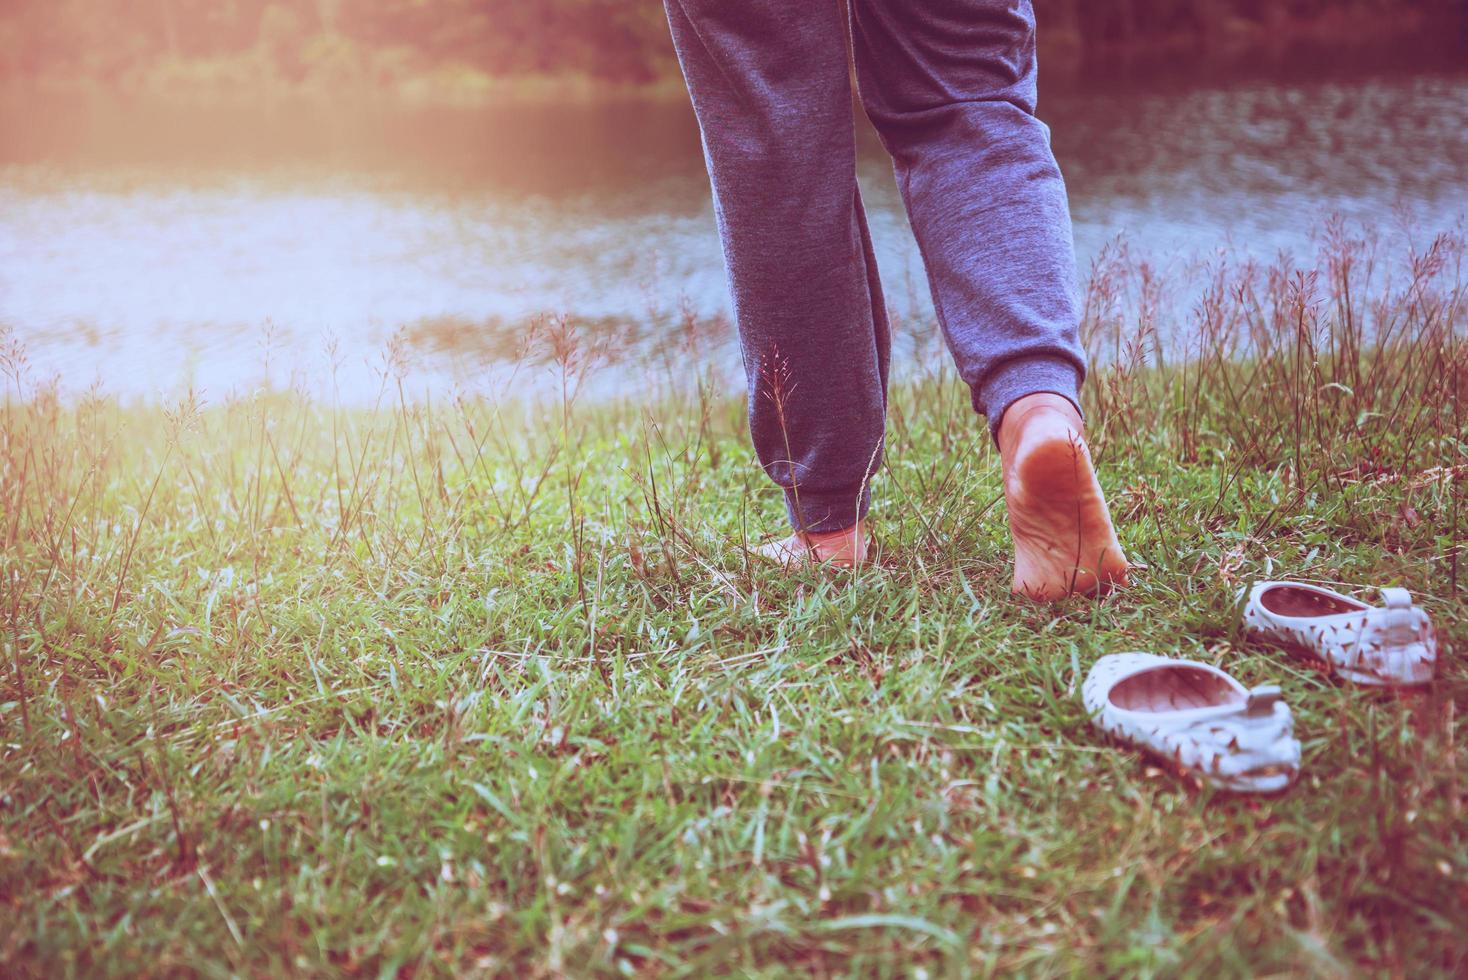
[1240,581,1437,686]
[1082,653,1301,793]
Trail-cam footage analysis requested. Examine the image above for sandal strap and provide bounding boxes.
[1380,587,1412,610]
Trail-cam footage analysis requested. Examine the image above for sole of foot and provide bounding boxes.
[1005,412,1129,601]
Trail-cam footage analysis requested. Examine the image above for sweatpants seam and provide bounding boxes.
[898,163,956,357]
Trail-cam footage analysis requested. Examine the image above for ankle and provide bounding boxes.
[796,520,867,561]
[998,393,1084,460]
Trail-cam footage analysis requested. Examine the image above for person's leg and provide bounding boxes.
[663,0,889,561]
[850,0,1126,596]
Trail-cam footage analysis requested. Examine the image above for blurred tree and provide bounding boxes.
[0,0,1458,93]
[259,3,310,80]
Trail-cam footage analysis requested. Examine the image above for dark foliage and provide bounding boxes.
[0,0,1461,93]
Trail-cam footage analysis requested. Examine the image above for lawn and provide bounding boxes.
[2,226,1465,976]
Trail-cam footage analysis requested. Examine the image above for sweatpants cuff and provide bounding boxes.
[975,355,1084,444]
[784,483,871,535]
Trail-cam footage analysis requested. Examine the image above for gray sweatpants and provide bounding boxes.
[664,0,1086,533]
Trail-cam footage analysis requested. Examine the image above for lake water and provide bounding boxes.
[2,63,1466,402]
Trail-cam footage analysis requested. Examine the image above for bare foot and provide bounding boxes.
[999,394,1128,600]
[754,520,870,570]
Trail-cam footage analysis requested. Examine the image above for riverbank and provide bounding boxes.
[1,227,1464,973]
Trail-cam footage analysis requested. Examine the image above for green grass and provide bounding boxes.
[1,227,1465,976]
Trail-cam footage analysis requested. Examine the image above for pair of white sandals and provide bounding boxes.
[1083,581,1439,793]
